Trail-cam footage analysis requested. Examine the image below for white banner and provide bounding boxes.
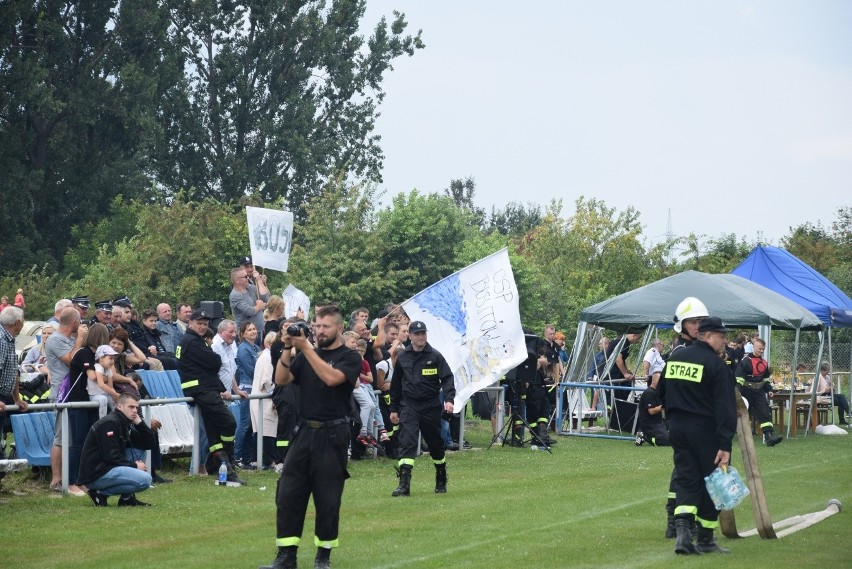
[282,284,310,320]
[402,248,526,411]
[246,206,294,272]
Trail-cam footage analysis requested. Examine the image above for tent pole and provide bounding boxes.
[827,329,835,423]
[786,328,800,440]
[804,330,825,436]
[760,324,772,363]
[559,321,586,434]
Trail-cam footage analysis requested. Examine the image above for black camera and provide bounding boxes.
[286,321,311,338]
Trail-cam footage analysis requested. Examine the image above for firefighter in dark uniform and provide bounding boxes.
[659,317,736,555]
[636,372,669,447]
[176,308,243,484]
[539,325,561,437]
[660,296,709,539]
[388,321,455,496]
[262,304,361,569]
[735,337,783,446]
[525,345,558,446]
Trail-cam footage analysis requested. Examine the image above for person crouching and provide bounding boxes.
[76,393,156,507]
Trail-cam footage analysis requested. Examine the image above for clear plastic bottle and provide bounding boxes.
[704,466,749,509]
[218,460,228,486]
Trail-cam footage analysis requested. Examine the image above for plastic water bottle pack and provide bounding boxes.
[704,465,749,510]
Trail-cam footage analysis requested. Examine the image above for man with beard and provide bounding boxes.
[261,304,361,569]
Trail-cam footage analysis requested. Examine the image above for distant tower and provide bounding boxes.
[665,208,674,264]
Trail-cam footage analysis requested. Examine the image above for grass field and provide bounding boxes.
[2,419,850,569]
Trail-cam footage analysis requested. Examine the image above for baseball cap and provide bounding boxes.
[95,344,119,359]
[409,321,427,333]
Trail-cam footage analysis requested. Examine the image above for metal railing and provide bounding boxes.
[3,386,501,493]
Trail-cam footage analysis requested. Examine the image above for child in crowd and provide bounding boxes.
[342,332,388,448]
[90,344,121,418]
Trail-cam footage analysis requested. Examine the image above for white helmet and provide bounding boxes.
[673,297,709,333]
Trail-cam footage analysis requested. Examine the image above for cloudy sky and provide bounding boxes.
[363,1,852,244]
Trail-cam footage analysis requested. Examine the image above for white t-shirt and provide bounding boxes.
[376,358,393,386]
[88,363,113,398]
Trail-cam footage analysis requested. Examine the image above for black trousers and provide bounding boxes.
[193,390,236,455]
[525,385,549,427]
[397,400,445,466]
[640,419,670,446]
[669,414,720,528]
[276,422,350,548]
[741,387,773,428]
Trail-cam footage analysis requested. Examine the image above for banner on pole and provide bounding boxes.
[282,284,310,320]
[246,206,293,272]
[402,248,526,411]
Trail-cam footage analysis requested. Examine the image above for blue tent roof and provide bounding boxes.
[731,246,852,327]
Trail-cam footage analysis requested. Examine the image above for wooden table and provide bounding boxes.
[772,390,818,437]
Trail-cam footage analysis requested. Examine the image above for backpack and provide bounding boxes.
[56,371,84,403]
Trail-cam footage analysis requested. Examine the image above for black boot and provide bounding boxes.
[314,547,331,569]
[392,465,412,497]
[224,447,248,485]
[435,463,447,494]
[510,425,525,447]
[664,502,676,539]
[674,518,700,555]
[762,428,783,447]
[259,546,297,569]
[696,526,730,554]
[537,424,557,445]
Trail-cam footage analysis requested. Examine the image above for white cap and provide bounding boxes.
[95,344,119,359]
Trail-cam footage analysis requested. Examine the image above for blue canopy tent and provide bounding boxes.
[731,246,852,327]
[732,246,852,434]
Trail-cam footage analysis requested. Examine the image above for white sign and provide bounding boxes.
[402,248,526,411]
[246,206,294,272]
[282,284,310,320]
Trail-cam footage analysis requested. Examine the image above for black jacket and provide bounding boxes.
[77,409,156,486]
[389,342,455,413]
[659,340,736,452]
[176,327,224,394]
[142,326,169,356]
[124,319,148,349]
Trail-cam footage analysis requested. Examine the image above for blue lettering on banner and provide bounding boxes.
[253,218,291,253]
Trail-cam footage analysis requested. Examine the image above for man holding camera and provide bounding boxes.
[388,321,455,497]
[262,304,361,569]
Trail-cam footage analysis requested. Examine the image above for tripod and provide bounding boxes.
[488,386,553,454]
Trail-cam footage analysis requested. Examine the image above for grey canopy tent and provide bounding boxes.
[579,270,823,331]
[559,270,822,439]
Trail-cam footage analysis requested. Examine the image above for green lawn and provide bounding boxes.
[2,420,850,569]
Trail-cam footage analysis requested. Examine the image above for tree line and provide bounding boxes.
[3,180,849,342]
[0,0,423,273]
[2,3,849,339]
